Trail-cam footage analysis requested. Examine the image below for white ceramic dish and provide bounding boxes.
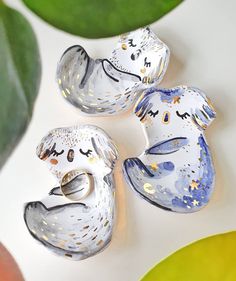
[24,125,118,260]
[123,86,216,213]
[56,27,169,115]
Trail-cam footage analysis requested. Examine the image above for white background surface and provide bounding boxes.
[1,0,236,280]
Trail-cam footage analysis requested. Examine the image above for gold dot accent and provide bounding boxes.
[96,240,104,246]
[142,76,152,84]
[42,235,48,241]
[30,229,36,235]
[173,96,180,104]
[88,157,97,164]
[140,67,146,74]
[62,90,67,98]
[121,43,127,50]
[192,199,199,206]
[150,163,158,171]
[190,180,199,190]
[143,183,155,194]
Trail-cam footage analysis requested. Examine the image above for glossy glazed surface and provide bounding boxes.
[56,27,169,115]
[24,125,118,260]
[123,86,216,212]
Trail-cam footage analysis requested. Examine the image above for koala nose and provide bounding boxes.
[162,111,170,124]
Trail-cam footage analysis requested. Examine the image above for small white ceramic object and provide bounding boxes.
[123,86,216,213]
[24,125,118,260]
[56,27,169,115]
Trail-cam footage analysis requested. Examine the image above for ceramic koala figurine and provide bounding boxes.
[123,86,216,213]
[56,27,169,115]
[24,125,118,260]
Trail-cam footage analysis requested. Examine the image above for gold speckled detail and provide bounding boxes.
[62,90,67,98]
[192,199,199,206]
[88,157,97,164]
[30,229,36,235]
[121,43,127,50]
[142,76,152,84]
[173,96,181,104]
[143,183,155,194]
[157,57,164,78]
[190,180,199,190]
[150,163,158,171]
[42,235,48,241]
[96,240,104,246]
[140,67,146,74]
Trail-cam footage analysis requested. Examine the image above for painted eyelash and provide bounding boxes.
[43,143,64,158]
[128,39,137,47]
[52,150,64,157]
[176,111,190,119]
[79,148,92,157]
[148,109,159,118]
[144,57,151,67]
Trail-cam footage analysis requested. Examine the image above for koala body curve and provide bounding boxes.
[57,27,169,116]
[123,86,216,213]
[24,125,118,260]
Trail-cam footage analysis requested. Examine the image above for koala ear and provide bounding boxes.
[134,88,156,122]
[91,134,118,170]
[36,132,54,160]
[190,87,216,130]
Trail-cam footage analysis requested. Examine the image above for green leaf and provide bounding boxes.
[22,0,183,38]
[141,231,236,281]
[0,2,41,169]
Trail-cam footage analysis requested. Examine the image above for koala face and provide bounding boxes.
[110,27,170,84]
[135,86,216,143]
[36,125,118,180]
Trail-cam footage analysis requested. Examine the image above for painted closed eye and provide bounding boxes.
[79,148,92,157]
[44,143,64,158]
[148,109,159,118]
[128,39,137,47]
[176,111,190,120]
[144,57,151,67]
[52,149,64,157]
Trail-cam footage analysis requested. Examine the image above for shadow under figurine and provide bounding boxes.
[24,125,118,260]
[123,86,216,213]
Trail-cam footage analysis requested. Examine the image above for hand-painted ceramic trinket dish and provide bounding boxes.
[123,86,216,213]
[56,27,169,115]
[24,125,118,260]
